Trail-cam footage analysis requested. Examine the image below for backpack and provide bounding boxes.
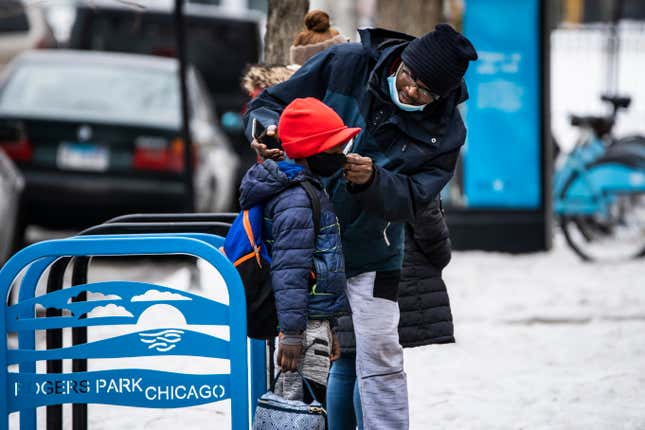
[223,181,321,339]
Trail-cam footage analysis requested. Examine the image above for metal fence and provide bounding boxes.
[551,21,645,151]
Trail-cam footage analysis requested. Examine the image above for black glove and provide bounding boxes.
[277,332,303,371]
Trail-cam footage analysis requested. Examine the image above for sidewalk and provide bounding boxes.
[11,237,644,429]
[410,236,645,429]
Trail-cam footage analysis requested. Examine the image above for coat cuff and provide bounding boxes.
[279,333,304,345]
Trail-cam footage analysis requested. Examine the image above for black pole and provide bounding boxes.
[606,0,625,95]
[45,259,68,430]
[71,258,89,430]
[174,0,195,212]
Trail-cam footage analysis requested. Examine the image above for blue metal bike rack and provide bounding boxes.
[39,225,268,430]
[1,236,250,429]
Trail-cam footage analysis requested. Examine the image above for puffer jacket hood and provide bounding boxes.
[239,160,348,333]
[239,160,312,209]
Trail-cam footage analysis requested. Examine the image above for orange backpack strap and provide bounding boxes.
[242,209,262,268]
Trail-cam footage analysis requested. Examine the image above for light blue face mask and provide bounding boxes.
[387,73,428,112]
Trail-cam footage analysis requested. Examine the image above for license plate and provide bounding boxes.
[57,143,109,171]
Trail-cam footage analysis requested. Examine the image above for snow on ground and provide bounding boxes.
[8,236,645,429]
[408,235,645,430]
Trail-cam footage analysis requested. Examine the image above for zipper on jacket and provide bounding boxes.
[383,222,391,247]
[310,284,334,296]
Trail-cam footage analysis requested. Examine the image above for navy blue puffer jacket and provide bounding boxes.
[239,160,348,334]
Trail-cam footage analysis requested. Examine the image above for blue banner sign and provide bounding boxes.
[462,0,542,208]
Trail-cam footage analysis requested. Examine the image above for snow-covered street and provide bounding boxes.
[9,234,645,429]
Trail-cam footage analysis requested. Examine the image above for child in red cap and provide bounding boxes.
[239,97,361,405]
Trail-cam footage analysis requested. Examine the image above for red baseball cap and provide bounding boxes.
[278,97,361,159]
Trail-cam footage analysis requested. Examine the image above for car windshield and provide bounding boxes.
[0,62,180,128]
[0,1,29,33]
[71,7,260,99]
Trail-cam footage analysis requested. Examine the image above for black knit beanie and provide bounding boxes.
[401,24,478,97]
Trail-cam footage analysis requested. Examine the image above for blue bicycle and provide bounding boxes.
[554,95,645,261]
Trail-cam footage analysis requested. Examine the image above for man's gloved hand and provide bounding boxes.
[277,332,303,371]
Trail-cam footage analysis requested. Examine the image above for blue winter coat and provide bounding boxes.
[239,160,347,334]
[244,28,469,277]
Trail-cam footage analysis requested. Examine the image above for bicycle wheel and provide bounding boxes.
[559,160,645,261]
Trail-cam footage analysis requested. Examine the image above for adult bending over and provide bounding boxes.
[245,24,477,429]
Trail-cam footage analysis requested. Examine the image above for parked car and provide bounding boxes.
[68,1,262,208]
[0,1,57,68]
[0,50,239,231]
[0,150,23,263]
[68,1,261,125]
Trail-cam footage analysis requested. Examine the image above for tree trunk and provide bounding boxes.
[264,0,310,64]
[375,0,443,37]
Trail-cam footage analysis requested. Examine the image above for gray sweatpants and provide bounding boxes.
[347,271,409,430]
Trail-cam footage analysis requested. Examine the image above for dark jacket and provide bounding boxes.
[336,198,454,353]
[398,198,454,347]
[244,28,468,277]
[239,160,348,334]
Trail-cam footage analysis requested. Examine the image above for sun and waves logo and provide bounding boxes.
[138,329,185,352]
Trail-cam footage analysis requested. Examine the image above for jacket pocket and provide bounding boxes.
[373,270,401,302]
